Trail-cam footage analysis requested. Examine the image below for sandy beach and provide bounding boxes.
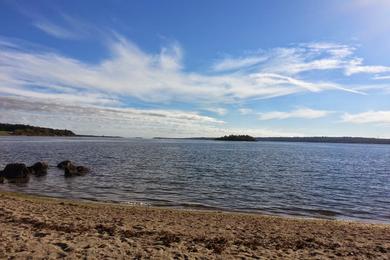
[0,192,388,259]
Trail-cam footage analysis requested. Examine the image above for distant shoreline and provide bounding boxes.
[154,136,390,145]
[0,134,122,138]
[0,123,121,138]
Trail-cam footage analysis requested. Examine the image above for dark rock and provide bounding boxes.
[59,160,90,177]
[64,164,78,177]
[64,164,89,177]
[28,161,48,176]
[76,166,90,174]
[57,160,72,169]
[0,171,4,183]
[2,163,30,178]
[53,242,72,252]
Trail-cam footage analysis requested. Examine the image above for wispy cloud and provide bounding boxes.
[238,108,253,115]
[345,60,390,76]
[0,96,303,137]
[0,96,223,137]
[212,55,267,72]
[0,38,365,107]
[342,111,390,124]
[34,20,78,39]
[203,107,227,116]
[258,108,331,120]
[373,75,390,80]
[213,42,390,78]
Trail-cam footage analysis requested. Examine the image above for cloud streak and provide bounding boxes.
[0,37,367,108]
[258,108,331,120]
[0,96,303,137]
[34,20,78,39]
[342,111,390,124]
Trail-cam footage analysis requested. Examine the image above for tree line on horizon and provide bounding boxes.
[0,123,75,136]
[213,135,390,144]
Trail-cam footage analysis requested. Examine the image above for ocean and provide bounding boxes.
[0,136,389,223]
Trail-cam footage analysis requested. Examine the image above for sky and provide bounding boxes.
[1,0,390,138]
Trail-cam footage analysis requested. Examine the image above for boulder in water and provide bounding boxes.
[58,160,90,177]
[64,164,90,177]
[2,163,30,179]
[76,166,90,174]
[57,160,72,169]
[28,161,48,176]
[0,172,4,183]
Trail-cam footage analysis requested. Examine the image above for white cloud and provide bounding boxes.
[0,38,363,107]
[345,58,390,76]
[258,108,331,120]
[373,75,390,80]
[31,14,102,40]
[34,21,78,39]
[342,111,390,124]
[0,96,224,137]
[203,107,227,115]
[212,55,267,72]
[238,108,253,115]
[0,96,304,137]
[212,42,390,79]
[241,43,355,76]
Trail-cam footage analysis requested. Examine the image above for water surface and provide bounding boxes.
[0,136,389,223]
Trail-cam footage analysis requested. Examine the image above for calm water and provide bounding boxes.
[0,136,389,223]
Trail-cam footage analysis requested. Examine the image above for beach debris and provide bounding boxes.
[27,161,49,176]
[53,242,73,252]
[1,163,30,179]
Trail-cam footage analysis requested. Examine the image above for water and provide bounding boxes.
[0,136,389,223]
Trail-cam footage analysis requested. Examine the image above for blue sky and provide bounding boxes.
[1,0,390,137]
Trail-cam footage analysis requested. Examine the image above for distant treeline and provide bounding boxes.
[156,136,390,145]
[215,135,256,141]
[0,123,76,136]
[255,137,390,145]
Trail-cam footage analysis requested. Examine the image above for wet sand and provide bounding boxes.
[0,192,389,259]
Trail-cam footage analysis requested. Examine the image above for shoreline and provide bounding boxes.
[2,190,389,225]
[0,190,390,225]
[0,191,388,259]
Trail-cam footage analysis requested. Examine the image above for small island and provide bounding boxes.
[215,134,256,142]
[0,123,75,136]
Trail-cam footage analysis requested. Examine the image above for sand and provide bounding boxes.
[0,192,389,259]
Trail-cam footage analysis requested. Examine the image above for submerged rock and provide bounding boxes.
[1,163,30,179]
[28,161,49,176]
[64,164,90,177]
[76,166,90,174]
[57,160,72,169]
[64,163,77,177]
[60,161,90,177]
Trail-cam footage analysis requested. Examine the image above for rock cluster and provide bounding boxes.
[57,160,90,177]
[0,160,90,183]
[28,162,49,176]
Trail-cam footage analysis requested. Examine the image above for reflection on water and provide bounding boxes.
[0,136,389,223]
